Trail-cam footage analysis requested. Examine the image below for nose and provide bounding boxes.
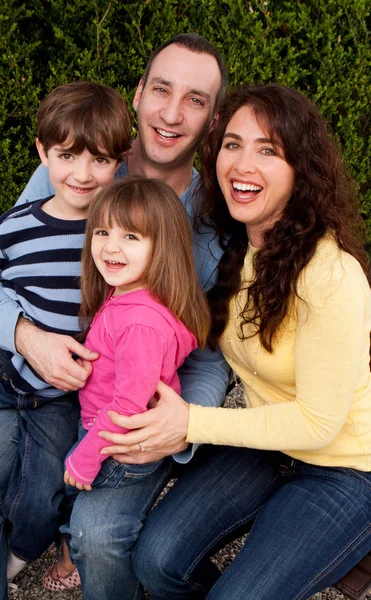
[73,160,93,183]
[104,237,121,253]
[160,96,183,125]
[235,148,257,175]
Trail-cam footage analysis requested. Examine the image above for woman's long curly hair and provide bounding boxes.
[198,83,367,351]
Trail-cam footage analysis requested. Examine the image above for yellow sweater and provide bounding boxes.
[188,237,371,471]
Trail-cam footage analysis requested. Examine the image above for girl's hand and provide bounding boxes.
[98,381,190,460]
[64,469,92,492]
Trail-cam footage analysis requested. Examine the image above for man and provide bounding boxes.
[13,34,228,418]
[2,34,230,598]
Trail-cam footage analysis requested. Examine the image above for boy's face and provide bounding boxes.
[36,141,120,220]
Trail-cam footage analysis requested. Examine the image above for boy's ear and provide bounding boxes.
[133,80,144,112]
[115,148,131,169]
[115,157,125,171]
[36,139,49,167]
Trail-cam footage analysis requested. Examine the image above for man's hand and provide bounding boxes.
[15,317,98,391]
[64,469,92,491]
[98,381,190,463]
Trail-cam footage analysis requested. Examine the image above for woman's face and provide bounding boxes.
[216,105,295,247]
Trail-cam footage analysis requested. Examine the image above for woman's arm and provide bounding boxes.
[105,253,369,454]
[188,253,368,449]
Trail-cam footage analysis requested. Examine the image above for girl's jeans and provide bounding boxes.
[66,422,174,600]
[133,445,371,600]
[0,353,79,600]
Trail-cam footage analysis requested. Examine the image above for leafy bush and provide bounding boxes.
[1,0,370,246]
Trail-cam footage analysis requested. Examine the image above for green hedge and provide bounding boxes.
[1,0,370,247]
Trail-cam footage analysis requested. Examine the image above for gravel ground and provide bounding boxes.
[8,383,371,600]
[8,545,370,600]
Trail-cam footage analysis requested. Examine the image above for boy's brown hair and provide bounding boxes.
[37,81,132,159]
[80,178,210,347]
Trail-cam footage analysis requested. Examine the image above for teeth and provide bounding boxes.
[70,186,92,191]
[106,261,123,265]
[233,182,262,192]
[156,129,179,138]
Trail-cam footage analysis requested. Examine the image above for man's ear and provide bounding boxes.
[209,113,219,132]
[35,139,49,167]
[133,80,144,112]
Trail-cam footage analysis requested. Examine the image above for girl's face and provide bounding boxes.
[91,221,153,295]
[216,105,295,247]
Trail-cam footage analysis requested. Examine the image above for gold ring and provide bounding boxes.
[138,442,145,452]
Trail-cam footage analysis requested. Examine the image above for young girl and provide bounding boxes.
[64,177,210,489]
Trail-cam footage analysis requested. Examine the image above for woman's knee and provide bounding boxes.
[133,522,179,588]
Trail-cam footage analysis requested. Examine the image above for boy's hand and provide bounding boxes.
[15,317,98,391]
[64,469,92,491]
[76,358,94,374]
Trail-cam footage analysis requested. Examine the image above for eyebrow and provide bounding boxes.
[149,77,212,102]
[223,132,283,146]
[52,145,110,157]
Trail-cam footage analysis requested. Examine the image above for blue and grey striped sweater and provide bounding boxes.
[0,198,85,397]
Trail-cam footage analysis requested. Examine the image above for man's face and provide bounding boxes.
[133,44,222,169]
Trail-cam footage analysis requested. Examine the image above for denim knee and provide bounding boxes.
[133,534,215,600]
[133,523,194,593]
[68,489,150,564]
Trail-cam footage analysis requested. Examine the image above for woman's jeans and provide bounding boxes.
[67,422,176,600]
[132,445,371,600]
[0,360,79,600]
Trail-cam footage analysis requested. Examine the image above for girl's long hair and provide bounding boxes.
[80,178,210,347]
[198,83,367,351]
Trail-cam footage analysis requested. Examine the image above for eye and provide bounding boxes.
[223,142,240,151]
[125,233,140,241]
[153,86,168,95]
[59,153,74,161]
[189,97,204,107]
[93,229,108,236]
[260,147,276,156]
[94,157,110,164]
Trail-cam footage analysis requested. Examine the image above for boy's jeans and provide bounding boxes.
[0,355,79,600]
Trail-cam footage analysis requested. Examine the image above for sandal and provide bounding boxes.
[41,560,81,591]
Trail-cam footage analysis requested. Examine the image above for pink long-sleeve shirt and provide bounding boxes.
[66,289,197,485]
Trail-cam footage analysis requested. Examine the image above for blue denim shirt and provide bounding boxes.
[2,160,230,462]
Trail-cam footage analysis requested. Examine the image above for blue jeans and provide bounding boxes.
[68,454,177,600]
[0,359,79,574]
[66,422,164,492]
[132,445,371,600]
[0,367,20,600]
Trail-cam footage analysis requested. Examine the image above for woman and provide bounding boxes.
[120,83,371,599]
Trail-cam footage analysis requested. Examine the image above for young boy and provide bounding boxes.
[0,81,131,598]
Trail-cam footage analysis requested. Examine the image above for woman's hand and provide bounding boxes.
[98,381,190,463]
